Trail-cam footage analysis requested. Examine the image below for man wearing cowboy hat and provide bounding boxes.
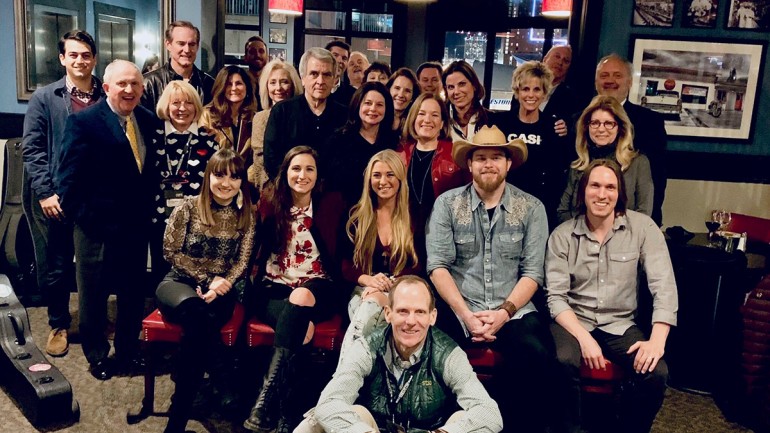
[426,125,557,433]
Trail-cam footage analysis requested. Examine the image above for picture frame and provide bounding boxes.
[632,0,674,27]
[629,36,766,140]
[726,0,770,30]
[683,0,718,28]
[269,28,287,44]
[269,12,287,24]
[269,48,287,62]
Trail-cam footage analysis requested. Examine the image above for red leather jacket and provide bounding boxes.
[395,138,469,199]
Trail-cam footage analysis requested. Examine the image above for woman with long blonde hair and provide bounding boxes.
[338,149,419,358]
[557,95,653,222]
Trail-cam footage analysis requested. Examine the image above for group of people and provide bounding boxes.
[21,17,678,433]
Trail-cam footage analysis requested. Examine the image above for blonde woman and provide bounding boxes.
[557,95,653,222]
[338,150,419,358]
[250,60,302,190]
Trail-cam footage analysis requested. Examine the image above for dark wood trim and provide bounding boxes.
[667,151,770,184]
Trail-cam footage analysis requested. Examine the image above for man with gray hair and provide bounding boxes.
[263,47,346,179]
[58,59,157,381]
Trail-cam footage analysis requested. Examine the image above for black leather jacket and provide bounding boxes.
[141,61,215,112]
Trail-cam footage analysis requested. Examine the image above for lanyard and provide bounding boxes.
[163,133,193,178]
[385,367,414,426]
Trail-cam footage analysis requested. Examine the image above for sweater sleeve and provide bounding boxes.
[163,199,211,286]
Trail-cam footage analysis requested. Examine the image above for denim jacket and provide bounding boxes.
[426,183,548,321]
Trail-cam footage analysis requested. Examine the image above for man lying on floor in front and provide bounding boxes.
[294,275,503,433]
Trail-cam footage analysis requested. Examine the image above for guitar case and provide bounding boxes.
[0,273,79,426]
[0,138,38,303]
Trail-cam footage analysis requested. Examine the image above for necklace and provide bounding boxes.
[409,148,435,205]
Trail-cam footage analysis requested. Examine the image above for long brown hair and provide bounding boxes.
[205,65,257,129]
[346,150,417,276]
[268,146,320,254]
[197,148,252,229]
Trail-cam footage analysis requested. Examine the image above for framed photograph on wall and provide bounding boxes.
[683,0,718,28]
[726,0,770,29]
[269,12,287,23]
[629,37,766,140]
[632,0,674,27]
[269,48,286,61]
[269,28,287,44]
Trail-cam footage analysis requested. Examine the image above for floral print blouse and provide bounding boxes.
[265,203,328,287]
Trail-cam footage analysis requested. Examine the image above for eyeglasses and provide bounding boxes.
[588,120,618,130]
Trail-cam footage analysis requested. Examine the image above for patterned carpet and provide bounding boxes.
[0,295,757,433]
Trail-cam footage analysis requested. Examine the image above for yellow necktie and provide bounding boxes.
[125,118,143,172]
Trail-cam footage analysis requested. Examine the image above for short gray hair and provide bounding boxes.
[595,54,632,79]
[299,47,335,78]
[103,59,141,84]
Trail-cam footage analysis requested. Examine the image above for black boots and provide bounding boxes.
[243,347,291,432]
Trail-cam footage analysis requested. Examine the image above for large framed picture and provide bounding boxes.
[726,0,770,29]
[632,0,675,27]
[629,37,766,140]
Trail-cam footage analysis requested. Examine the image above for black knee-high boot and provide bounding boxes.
[163,299,209,433]
[243,346,291,432]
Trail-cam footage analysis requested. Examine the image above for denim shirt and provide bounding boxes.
[426,183,548,323]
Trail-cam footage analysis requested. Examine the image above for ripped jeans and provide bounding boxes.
[338,286,387,365]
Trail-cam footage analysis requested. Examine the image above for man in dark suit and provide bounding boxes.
[58,59,157,380]
[595,54,668,226]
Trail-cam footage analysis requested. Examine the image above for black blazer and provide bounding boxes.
[58,98,159,238]
[623,101,667,226]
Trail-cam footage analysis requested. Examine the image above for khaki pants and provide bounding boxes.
[294,406,465,433]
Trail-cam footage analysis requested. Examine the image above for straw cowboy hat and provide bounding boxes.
[452,125,528,170]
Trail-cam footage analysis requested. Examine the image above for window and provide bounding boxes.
[223,0,261,64]
[442,0,569,111]
[302,4,397,66]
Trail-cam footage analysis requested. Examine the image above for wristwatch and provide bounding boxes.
[497,301,518,319]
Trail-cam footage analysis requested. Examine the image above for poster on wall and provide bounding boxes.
[629,37,766,140]
[269,48,287,62]
[726,0,770,29]
[684,0,718,28]
[632,0,675,27]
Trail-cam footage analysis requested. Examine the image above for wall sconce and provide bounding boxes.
[269,0,303,16]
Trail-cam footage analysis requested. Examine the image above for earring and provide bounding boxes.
[236,190,243,209]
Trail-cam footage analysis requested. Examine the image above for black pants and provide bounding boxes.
[253,279,338,350]
[149,224,172,293]
[550,323,669,433]
[74,224,147,364]
[22,183,74,329]
[437,301,557,433]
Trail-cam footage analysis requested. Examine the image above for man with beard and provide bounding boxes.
[426,125,557,433]
[244,36,268,109]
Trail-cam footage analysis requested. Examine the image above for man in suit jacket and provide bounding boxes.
[58,59,158,380]
[595,54,668,226]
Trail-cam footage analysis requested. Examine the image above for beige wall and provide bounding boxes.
[662,179,770,232]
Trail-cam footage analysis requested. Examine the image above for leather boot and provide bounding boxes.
[276,349,302,433]
[243,347,290,432]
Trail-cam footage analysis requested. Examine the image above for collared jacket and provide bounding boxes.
[22,76,104,200]
[141,61,215,112]
[395,138,467,200]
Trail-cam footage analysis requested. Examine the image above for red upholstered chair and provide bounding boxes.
[126,303,245,424]
[466,346,504,382]
[726,213,770,245]
[579,359,625,394]
[246,314,345,352]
